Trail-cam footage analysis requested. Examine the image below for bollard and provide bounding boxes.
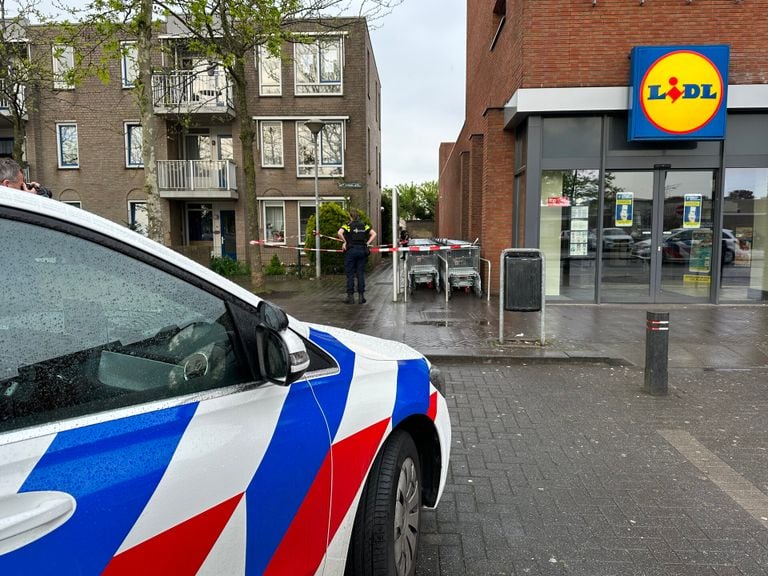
[644,311,669,395]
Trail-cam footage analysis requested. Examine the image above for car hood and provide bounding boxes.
[303,323,426,362]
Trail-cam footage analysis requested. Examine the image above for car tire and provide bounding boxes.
[723,249,735,265]
[345,430,422,576]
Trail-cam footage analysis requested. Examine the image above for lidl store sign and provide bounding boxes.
[629,45,729,141]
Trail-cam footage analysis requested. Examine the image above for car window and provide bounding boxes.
[0,218,252,434]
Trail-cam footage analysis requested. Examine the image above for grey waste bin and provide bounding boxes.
[504,252,542,311]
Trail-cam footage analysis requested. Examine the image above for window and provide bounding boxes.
[299,202,316,243]
[258,45,282,96]
[187,203,213,241]
[296,120,344,177]
[0,217,250,433]
[62,201,81,208]
[52,45,74,89]
[57,123,79,168]
[539,169,600,302]
[260,121,284,167]
[129,201,148,236]
[125,123,143,167]
[294,37,343,95]
[721,168,768,302]
[264,202,285,243]
[121,41,138,88]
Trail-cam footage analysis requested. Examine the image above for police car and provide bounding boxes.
[0,187,451,575]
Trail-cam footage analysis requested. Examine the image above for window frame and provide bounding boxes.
[125,122,143,168]
[121,41,138,88]
[52,44,75,90]
[128,200,148,236]
[263,200,286,244]
[257,45,282,96]
[293,36,344,96]
[56,123,80,169]
[296,120,345,178]
[260,121,284,168]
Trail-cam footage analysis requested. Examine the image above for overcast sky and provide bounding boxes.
[370,0,466,189]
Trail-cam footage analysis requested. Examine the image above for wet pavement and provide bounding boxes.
[251,259,768,370]
[248,260,768,575]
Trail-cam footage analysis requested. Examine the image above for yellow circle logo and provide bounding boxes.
[640,50,724,135]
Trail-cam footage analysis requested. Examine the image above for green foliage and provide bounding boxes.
[383,180,437,221]
[264,254,286,276]
[210,255,250,277]
[304,204,369,275]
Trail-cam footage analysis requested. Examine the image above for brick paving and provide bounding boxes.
[417,362,768,575]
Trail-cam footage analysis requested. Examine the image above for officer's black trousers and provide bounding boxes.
[345,245,368,295]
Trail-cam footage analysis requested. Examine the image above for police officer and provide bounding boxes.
[338,209,377,304]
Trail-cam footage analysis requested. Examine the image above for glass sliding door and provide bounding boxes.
[601,171,654,302]
[658,171,715,302]
[600,169,717,303]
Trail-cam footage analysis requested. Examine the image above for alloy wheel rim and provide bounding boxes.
[393,456,420,576]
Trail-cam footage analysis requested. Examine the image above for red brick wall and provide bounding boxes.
[468,134,484,242]
[481,109,515,294]
[439,0,767,294]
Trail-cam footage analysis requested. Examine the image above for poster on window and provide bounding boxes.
[615,192,633,227]
[688,228,712,273]
[683,194,702,229]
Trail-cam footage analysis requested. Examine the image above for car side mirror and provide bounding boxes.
[258,328,310,385]
[255,300,289,332]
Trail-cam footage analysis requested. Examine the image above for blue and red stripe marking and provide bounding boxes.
[0,404,197,575]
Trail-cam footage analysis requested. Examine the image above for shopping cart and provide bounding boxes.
[435,239,482,299]
[404,239,441,294]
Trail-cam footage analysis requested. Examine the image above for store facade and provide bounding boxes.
[438,1,768,304]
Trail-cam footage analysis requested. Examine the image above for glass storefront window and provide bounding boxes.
[721,168,768,302]
[539,170,599,301]
[542,117,601,159]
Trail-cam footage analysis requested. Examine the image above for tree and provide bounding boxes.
[146,0,401,289]
[383,180,438,221]
[0,2,74,165]
[64,0,167,244]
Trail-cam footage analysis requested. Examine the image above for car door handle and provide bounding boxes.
[0,491,76,555]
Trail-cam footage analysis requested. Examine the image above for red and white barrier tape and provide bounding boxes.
[248,241,479,254]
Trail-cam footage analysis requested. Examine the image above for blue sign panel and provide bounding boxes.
[629,45,729,141]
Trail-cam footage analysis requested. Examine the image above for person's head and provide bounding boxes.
[349,208,360,221]
[0,158,25,190]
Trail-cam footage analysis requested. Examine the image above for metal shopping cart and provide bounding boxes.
[404,239,441,294]
[435,239,482,299]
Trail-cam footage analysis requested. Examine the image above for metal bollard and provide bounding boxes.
[644,311,669,395]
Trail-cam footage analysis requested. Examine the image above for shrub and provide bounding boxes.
[210,255,250,276]
[264,254,286,276]
[305,204,372,275]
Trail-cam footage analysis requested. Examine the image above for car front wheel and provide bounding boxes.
[345,430,422,576]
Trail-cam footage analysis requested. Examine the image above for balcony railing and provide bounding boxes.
[157,159,238,199]
[151,70,234,116]
[0,81,26,117]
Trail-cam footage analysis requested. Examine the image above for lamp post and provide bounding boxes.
[305,118,325,279]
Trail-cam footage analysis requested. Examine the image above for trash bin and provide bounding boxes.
[504,252,542,311]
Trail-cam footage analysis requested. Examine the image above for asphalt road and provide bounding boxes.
[416,361,768,576]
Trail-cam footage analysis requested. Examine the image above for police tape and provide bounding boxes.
[248,241,478,254]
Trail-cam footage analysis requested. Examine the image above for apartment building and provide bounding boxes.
[439,0,768,305]
[0,16,381,266]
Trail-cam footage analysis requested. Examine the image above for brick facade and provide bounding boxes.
[439,0,768,295]
[1,17,380,268]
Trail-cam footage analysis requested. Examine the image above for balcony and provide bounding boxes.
[152,70,234,117]
[157,159,238,200]
[0,81,26,120]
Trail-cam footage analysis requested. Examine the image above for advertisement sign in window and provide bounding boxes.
[615,192,634,227]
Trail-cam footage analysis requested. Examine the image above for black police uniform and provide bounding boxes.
[341,218,372,302]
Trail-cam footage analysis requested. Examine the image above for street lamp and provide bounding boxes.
[305,118,325,279]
